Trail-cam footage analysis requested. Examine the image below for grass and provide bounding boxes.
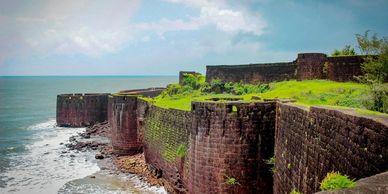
[151,80,370,111]
[176,144,187,158]
[290,189,302,194]
[320,171,356,191]
[224,175,240,186]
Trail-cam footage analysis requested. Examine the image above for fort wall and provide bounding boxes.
[189,101,276,194]
[205,53,367,84]
[206,62,297,84]
[56,93,109,127]
[108,94,142,155]
[143,103,192,193]
[273,103,388,194]
[326,56,364,82]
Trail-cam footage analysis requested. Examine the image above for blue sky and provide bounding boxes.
[0,0,387,76]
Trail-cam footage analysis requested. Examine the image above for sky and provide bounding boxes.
[0,0,387,76]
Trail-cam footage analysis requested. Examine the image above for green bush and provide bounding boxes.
[363,83,388,113]
[201,80,269,94]
[176,144,186,158]
[331,45,356,56]
[356,31,388,83]
[320,171,356,191]
[182,73,206,90]
[290,189,302,194]
[202,79,225,93]
[265,156,276,174]
[224,175,240,186]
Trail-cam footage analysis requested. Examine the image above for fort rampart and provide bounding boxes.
[273,103,388,194]
[206,53,366,84]
[56,53,388,194]
[56,93,109,127]
[57,93,388,194]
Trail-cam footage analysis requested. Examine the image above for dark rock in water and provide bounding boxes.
[59,142,64,145]
[89,175,96,179]
[69,136,76,142]
[61,151,68,154]
[70,154,76,157]
[95,153,104,159]
[80,133,91,139]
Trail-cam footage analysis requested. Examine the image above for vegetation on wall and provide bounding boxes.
[320,171,356,191]
[331,45,356,57]
[176,144,187,158]
[152,79,370,112]
[353,31,388,113]
[356,31,388,83]
[265,156,276,174]
[224,175,240,186]
[290,189,302,194]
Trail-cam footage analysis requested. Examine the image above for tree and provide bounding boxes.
[356,31,388,83]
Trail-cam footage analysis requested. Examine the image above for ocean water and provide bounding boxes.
[0,76,177,194]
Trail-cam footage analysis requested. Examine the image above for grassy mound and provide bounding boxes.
[147,79,371,111]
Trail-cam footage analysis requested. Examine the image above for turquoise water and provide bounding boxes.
[0,76,176,193]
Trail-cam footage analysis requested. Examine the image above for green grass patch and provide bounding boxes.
[152,80,371,112]
[320,171,356,191]
[290,189,302,194]
[176,144,187,158]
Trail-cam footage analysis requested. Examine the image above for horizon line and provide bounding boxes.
[0,74,178,77]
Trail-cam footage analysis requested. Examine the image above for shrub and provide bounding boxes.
[356,31,388,83]
[224,175,240,186]
[331,45,356,56]
[176,144,186,158]
[290,189,302,194]
[320,171,356,191]
[161,83,182,97]
[363,83,388,113]
[231,82,270,95]
[182,73,206,90]
[265,156,276,174]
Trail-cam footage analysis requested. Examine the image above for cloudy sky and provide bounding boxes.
[0,0,387,76]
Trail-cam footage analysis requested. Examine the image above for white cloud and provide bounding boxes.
[0,0,140,58]
[0,0,266,65]
[161,0,266,35]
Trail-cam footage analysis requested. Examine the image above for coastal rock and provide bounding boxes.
[95,153,104,159]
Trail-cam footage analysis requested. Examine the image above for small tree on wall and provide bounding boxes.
[355,31,388,113]
[356,31,388,83]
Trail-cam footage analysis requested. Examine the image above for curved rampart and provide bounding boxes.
[56,93,109,127]
[108,94,141,155]
[274,103,388,194]
[189,101,276,194]
[142,104,192,193]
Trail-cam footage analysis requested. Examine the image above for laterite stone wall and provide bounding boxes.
[206,62,297,84]
[108,95,142,155]
[326,56,364,82]
[56,93,109,127]
[189,101,276,194]
[143,104,192,193]
[296,53,327,80]
[274,103,388,194]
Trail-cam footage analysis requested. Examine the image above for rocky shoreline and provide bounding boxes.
[62,121,175,193]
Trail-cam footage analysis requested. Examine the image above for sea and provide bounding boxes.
[0,76,177,194]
